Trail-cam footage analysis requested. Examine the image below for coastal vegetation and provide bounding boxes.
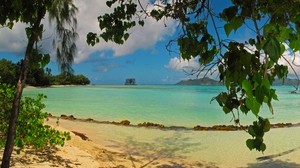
[0,58,90,86]
[87,0,300,152]
[0,84,70,153]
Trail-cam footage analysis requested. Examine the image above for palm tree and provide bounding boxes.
[1,0,78,167]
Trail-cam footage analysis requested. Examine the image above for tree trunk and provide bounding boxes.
[1,8,45,168]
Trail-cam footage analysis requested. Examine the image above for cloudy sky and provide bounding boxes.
[0,0,299,84]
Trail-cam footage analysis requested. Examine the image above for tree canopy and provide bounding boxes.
[87,0,300,152]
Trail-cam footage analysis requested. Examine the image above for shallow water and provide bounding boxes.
[24,85,300,127]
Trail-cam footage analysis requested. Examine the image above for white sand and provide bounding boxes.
[2,118,300,167]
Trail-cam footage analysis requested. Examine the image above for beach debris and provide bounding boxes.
[137,122,165,128]
[71,131,90,141]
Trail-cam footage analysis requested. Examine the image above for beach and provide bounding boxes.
[12,85,300,167]
[2,117,299,168]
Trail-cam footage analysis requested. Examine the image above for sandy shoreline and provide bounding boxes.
[2,118,210,168]
[1,117,300,168]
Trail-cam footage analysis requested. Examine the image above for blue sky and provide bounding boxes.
[0,1,298,84]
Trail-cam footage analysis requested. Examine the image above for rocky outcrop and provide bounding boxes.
[138,122,165,128]
[50,114,299,131]
[112,120,131,126]
[193,125,248,131]
[60,114,76,120]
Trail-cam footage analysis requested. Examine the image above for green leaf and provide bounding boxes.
[106,1,113,7]
[262,79,271,89]
[245,97,253,110]
[242,80,252,95]
[246,139,255,150]
[248,126,256,137]
[7,22,14,29]
[260,143,266,152]
[252,98,260,116]
[263,119,271,132]
[138,20,144,26]
[224,17,243,36]
[224,23,232,36]
[263,37,281,62]
[249,38,255,45]
[124,33,129,41]
[221,6,238,21]
[290,36,300,51]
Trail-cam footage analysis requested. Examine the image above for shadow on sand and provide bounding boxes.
[246,146,300,168]
[8,147,81,168]
[104,131,220,168]
[246,160,300,168]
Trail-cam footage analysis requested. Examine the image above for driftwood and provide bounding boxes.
[71,131,89,141]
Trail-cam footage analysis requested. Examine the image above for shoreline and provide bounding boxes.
[50,114,300,131]
[24,84,91,89]
[3,117,300,167]
[47,117,300,168]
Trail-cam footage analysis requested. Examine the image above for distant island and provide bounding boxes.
[177,77,300,86]
[177,77,221,85]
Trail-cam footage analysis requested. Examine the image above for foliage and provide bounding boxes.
[0,58,90,86]
[0,59,19,85]
[49,72,90,85]
[87,0,300,152]
[0,84,70,153]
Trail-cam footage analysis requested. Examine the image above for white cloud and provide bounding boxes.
[279,49,300,75]
[0,23,27,54]
[165,57,199,72]
[0,0,176,64]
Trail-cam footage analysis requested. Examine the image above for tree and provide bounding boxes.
[0,59,18,85]
[18,49,51,86]
[0,0,78,167]
[87,0,300,152]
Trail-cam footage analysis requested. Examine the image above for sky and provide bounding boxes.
[0,0,300,84]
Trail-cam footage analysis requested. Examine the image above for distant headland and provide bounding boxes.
[177,77,221,85]
[177,77,300,86]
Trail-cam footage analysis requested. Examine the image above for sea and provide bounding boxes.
[23,85,300,167]
[23,85,300,127]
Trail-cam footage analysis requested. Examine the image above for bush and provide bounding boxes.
[0,84,70,153]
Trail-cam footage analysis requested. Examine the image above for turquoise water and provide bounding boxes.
[24,85,300,127]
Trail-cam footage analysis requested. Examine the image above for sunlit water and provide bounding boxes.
[24,85,300,127]
[24,85,300,167]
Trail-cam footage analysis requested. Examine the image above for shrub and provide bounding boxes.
[0,84,70,153]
